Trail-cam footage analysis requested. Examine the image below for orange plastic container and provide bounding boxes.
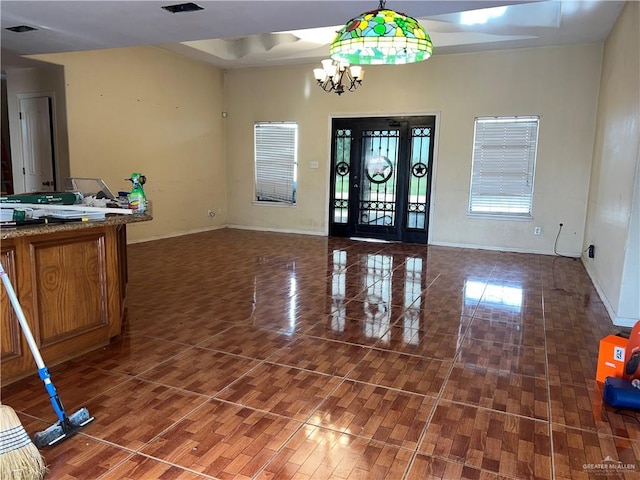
[596,334,628,383]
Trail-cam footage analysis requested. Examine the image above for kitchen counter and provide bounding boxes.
[0,212,152,386]
[1,212,152,239]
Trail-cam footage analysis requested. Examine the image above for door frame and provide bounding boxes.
[14,92,59,193]
[326,112,440,243]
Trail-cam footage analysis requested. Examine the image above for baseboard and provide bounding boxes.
[428,240,581,257]
[128,225,225,244]
[580,256,624,326]
[226,224,326,237]
[611,316,639,328]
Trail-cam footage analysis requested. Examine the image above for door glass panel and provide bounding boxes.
[333,129,351,224]
[359,129,399,227]
[407,127,431,229]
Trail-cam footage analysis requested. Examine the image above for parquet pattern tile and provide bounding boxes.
[268,336,371,377]
[83,378,209,451]
[308,379,435,449]
[455,338,547,379]
[72,334,193,376]
[126,313,237,345]
[442,366,549,420]
[419,401,552,480]
[551,424,640,480]
[2,229,638,480]
[256,425,413,480]
[406,454,512,480]
[215,362,341,420]
[140,347,261,396]
[375,328,463,360]
[346,348,451,396]
[197,325,297,360]
[140,400,302,479]
[304,316,390,347]
[464,319,546,348]
[100,455,213,480]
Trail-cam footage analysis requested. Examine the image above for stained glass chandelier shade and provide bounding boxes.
[330,1,433,65]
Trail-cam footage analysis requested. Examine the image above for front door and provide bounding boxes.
[329,116,435,244]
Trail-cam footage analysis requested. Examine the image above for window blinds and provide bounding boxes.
[469,116,539,216]
[254,122,298,204]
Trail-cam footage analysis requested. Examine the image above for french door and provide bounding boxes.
[329,116,435,244]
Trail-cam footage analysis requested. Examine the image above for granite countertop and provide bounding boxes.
[1,213,153,239]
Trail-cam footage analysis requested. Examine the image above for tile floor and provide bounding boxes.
[2,229,639,479]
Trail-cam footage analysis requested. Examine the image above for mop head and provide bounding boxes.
[32,407,93,449]
[0,405,47,480]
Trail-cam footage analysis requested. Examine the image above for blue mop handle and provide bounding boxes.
[0,261,67,424]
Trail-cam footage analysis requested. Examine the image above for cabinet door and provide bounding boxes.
[1,228,123,386]
[1,244,33,382]
[29,232,111,357]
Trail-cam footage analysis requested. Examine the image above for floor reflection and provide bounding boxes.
[329,248,438,346]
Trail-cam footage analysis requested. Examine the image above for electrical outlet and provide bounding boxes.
[588,245,595,258]
[534,226,541,236]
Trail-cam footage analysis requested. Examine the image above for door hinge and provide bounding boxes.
[22,167,26,174]
[19,112,23,120]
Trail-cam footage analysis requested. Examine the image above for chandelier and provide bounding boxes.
[330,0,433,65]
[313,59,365,95]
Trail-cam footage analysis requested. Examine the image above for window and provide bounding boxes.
[254,122,298,204]
[468,116,539,217]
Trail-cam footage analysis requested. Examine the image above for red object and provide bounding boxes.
[596,334,628,383]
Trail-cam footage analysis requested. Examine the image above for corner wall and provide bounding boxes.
[582,1,640,327]
[29,46,227,242]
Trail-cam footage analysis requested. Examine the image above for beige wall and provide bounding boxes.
[30,46,227,242]
[225,44,602,254]
[583,1,640,327]
[15,36,618,264]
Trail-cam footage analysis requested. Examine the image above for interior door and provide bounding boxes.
[19,96,55,193]
[329,116,435,244]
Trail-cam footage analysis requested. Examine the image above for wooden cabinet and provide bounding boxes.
[0,221,138,386]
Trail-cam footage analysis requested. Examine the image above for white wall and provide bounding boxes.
[583,1,640,327]
[225,44,602,254]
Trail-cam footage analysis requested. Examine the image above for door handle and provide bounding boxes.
[42,181,52,186]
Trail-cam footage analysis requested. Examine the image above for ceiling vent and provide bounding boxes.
[5,25,38,33]
[161,2,203,14]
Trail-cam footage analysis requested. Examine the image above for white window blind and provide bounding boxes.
[469,116,539,216]
[254,122,298,204]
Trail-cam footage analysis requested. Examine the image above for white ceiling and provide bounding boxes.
[0,0,626,70]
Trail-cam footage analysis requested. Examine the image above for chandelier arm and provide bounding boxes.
[319,81,334,93]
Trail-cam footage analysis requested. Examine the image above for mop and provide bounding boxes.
[0,261,94,448]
